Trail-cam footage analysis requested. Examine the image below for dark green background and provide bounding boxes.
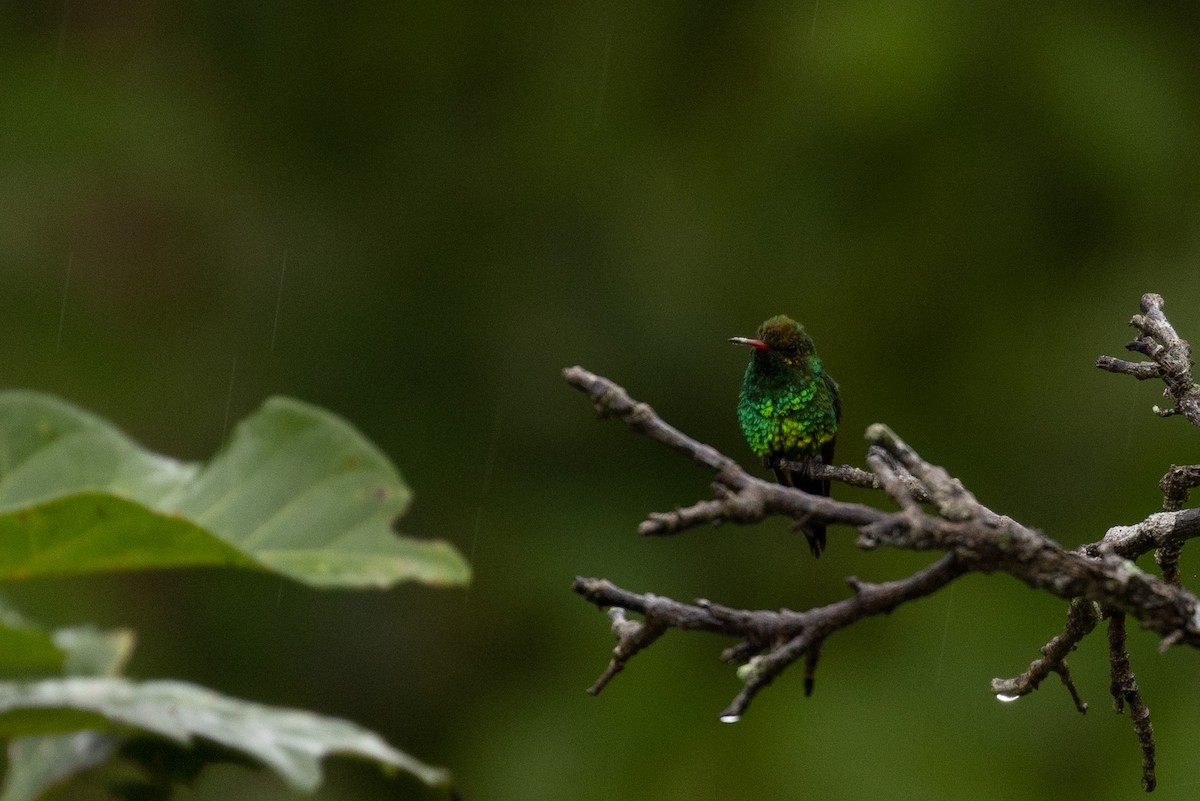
[4,2,1200,799]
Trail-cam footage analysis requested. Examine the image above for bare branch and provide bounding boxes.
[566,363,1200,630]
[1096,357,1164,380]
[1098,292,1200,426]
[583,605,668,696]
[1088,507,1200,561]
[990,598,1097,712]
[1107,612,1156,791]
[574,554,965,719]
[1154,437,1200,587]
[1160,464,1200,512]
[563,365,740,475]
[565,293,1200,791]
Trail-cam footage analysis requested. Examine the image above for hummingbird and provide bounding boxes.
[730,315,840,556]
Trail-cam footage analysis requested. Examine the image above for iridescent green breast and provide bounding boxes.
[736,365,838,459]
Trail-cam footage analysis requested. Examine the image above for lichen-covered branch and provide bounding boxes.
[1097,292,1200,426]
[576,553,965,720]
[990,598,1097,712]
[565,366,1200,635]
[1157,465,1200,584]
[1108,612,1156,791]
[566,293,1200,792]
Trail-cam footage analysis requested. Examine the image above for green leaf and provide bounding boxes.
[0,618,64,680]
[0,391,469,588]
[53,627,136,679]
[0,601,133,680]
[0,678,452,792]
[0,616,143,801]
[0,606,138,801]
[0,731,121,801]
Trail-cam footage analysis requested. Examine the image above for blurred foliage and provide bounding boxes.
[0,391,468,588]
[0,393,461,798]
[3,1,1200,798]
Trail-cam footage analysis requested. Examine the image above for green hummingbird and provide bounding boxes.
[730,315,841,556]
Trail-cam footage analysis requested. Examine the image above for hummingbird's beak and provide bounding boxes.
[729,337,769,352]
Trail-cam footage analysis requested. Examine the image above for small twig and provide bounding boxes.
[866,446,923,516]
[990,598,1097,712]
[1158,464,1200,592]
[866,423,984,522]
[1098,293,1200,427]
[1159,464,1200,512]
[1107,612,1156,792]
[783,459,934,503]
[1154,539,1184,587]
[724,553,966,717]
[585,607,668,696]
[1096,357,1163,380]
[1086,507,1200,561]
[563,366,740,475]
[574,555,965,717]
[1150,463,1196,584]
[634,469,883,539]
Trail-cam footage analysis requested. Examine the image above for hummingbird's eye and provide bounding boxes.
[783,344,800,358]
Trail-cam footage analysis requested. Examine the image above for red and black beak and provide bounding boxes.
[729,336,769,352]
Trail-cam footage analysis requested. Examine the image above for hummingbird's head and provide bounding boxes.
[730,315,816,370]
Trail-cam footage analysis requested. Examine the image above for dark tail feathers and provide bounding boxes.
[770,465,828,557]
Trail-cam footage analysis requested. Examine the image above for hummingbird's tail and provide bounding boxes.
[771,464,829,557]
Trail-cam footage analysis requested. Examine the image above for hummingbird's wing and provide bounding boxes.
[823,370,841,424]
[819,368,839,491]
[800,370,841,557]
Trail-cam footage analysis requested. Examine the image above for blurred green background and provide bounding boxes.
[4,1,1200,799]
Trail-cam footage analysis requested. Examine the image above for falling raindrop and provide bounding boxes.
[995,693,1021,703]
[220,355,238,444]
[53,0,71,88]
[55,253,72,353]
[719,714,741,724]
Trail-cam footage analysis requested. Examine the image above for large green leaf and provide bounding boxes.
[0,678,452,793]
[0,609,135,801]
[0,391,469,588]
